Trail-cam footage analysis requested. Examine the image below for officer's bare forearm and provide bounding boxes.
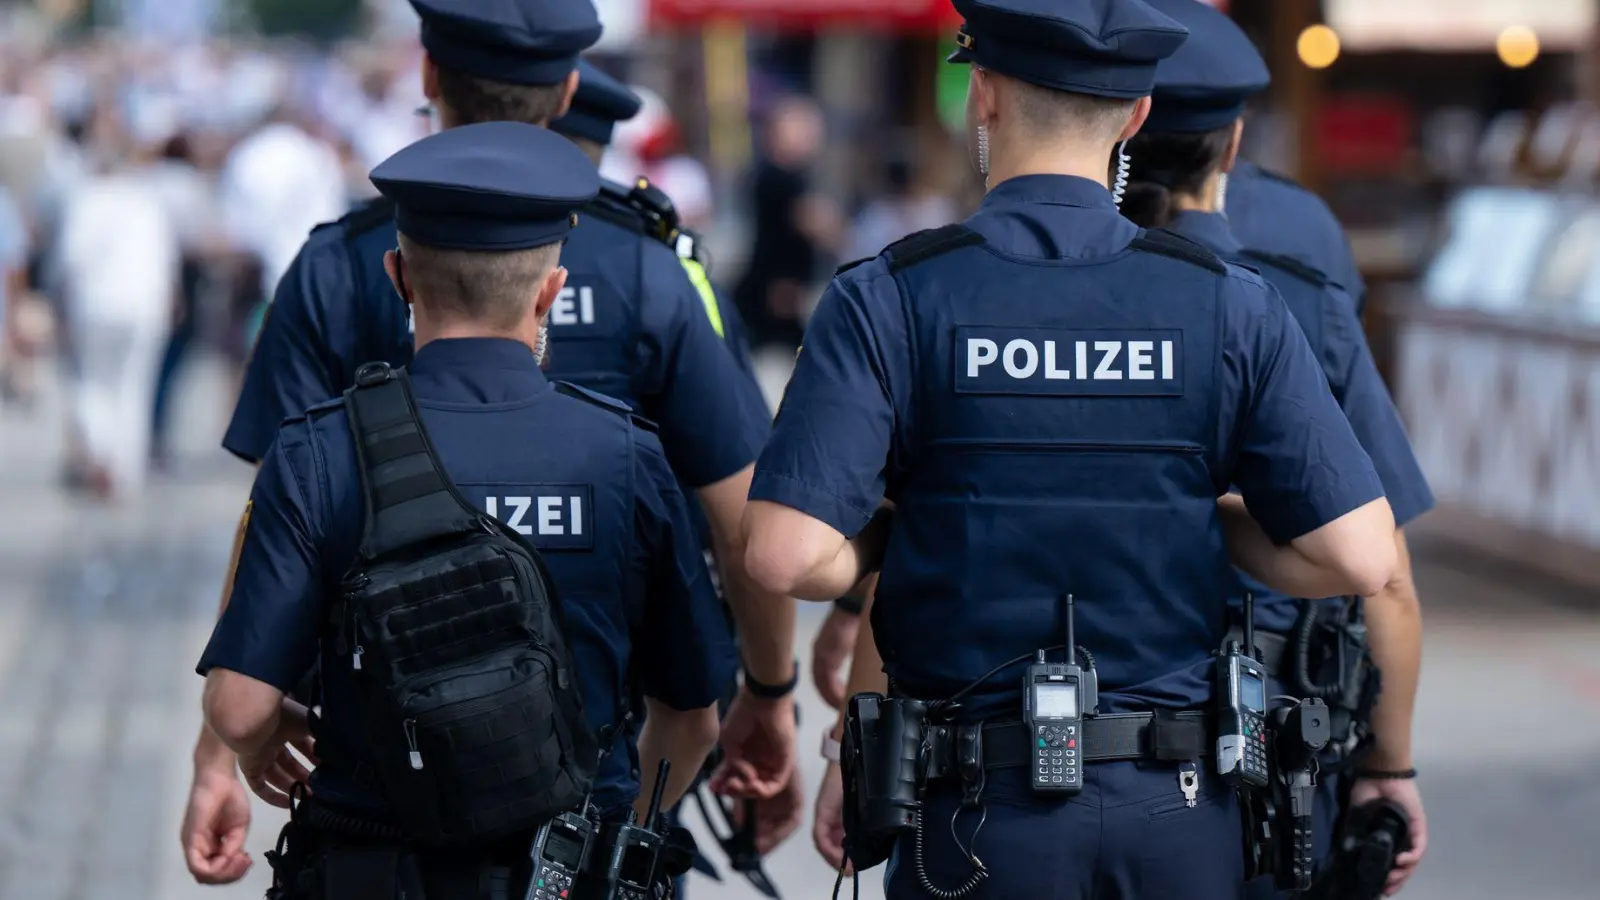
[830,586,888,743]
[635,700,720,816]
[193,723,238,772]
[699,470,797,685]
[744,500,890,601]
[202,670,284,756]
[1361,529,1422,770]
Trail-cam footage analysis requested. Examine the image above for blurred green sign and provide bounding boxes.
[936,36,968,133]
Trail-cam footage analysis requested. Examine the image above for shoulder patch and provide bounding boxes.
[338,197,397,239]
[1239,249,1330,289]
[1130,228,1228,275]
[834,257,873,278]
[885,224,986,271]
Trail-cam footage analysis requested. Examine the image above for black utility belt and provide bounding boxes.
[920,710,1212,781]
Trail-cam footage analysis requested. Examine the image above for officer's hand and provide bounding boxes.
[1348,777,1428,896]
[239,701,317,809]
[181,761,253,884]
[731,767,806,854]
[812,762,850,874]
[710,687,797,801]
[811,608,859,710]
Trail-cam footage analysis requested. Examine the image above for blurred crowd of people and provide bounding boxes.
[0,31,970,502]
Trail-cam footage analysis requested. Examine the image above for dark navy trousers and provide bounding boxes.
[884,761,1245,900]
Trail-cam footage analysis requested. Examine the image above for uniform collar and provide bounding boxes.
[981,175,1118,212]
[1166,210,1244,257]
[408,337,549,402]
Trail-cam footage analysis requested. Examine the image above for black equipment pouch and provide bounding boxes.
[840,693,927,872]
[334,362,599,845]
[1306,799,1412,900]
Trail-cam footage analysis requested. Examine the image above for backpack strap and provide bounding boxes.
[344,362,484,562]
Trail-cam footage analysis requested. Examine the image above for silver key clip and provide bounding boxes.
[1179,762,1200,808]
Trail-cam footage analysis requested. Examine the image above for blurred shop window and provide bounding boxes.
[1424,188,1565,312]
[1479,111,1530,182]
[1422,108,1483,183]
[1530,208,1600,315]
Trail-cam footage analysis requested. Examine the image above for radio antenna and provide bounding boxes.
[1242,592,1256,662]
[1065,594,1076,666]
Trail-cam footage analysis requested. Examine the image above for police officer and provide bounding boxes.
[1227,155,1363,317]
[1123,2,1428,894]
[185,0,796,881]
[743,0,1400,897]
[197,121,732,897]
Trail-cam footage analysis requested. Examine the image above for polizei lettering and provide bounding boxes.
[954,326,1184,396]
[479,483,596,551]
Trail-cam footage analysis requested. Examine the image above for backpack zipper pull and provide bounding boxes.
[404,719,423,770]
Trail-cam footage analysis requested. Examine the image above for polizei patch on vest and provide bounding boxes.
[480,484,595,551]
[954,327,1184,396]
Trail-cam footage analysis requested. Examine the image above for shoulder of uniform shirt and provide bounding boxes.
[1129,227,1230,275]
[830,224,988,287]
[1236,162,1341,220]
[1238,248,1332,290]
[305,196,396,244]
[552,381,659,434]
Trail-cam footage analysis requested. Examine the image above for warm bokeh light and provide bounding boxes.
[1298,24,1342,69]
[1497,26,1541,68]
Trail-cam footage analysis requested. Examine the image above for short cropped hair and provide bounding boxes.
[398,234,561,331]
[1008,78,1138,141]
[435,66,569,127]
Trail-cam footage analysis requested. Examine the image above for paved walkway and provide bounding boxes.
[0,355,1595,900]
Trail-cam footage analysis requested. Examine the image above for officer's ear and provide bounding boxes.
[552,69,580,121]
[1219,118,1245,174]
[969,67,998,129]
[420,54,442,104]
[384,249,411,305]
[533,265,569,320]
[1117,96,1153,143]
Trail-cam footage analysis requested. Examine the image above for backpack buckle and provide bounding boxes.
[354,362,395,388]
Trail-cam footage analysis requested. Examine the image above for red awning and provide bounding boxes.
[648,0,962,30]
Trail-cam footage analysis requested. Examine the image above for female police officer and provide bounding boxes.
[197,122,733,898]
[1125,1,1430,894]
[742,0,1398,897]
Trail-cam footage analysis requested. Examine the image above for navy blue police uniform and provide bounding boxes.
[1228,168,1365,317]
[750,1,1390,897]
[222,0,766,475]
[198,125,736,880]
[1139,0,1434,888]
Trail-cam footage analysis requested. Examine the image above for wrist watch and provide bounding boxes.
[820,730,842,763]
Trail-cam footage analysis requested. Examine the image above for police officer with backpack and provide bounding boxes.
[198,121,733,900]
[742,0,1400,897]
[1121,2,1430,894]
[187,0,796,880]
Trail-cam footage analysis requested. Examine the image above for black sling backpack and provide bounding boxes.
[332,362,598,845]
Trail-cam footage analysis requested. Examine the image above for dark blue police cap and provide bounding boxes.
[947,0,1188,99]
[551,60,643,146]
[409,0,603,86]
[1144,0,1269,133]
[371,121,600,251]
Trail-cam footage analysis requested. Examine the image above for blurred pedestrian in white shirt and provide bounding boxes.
[54,152,178,500]
[218,108,347,300]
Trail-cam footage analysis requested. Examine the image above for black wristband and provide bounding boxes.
[833,595,864,616]
[744,661,799,699]
[1356,767,1418,781]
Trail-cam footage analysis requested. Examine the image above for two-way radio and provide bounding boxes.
[604,759,671,900]
[1217,593,1271,787]
[1024,594,1089,795]
[526,800,597,900]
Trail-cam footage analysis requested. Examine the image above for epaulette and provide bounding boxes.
[334,197,397,239]
[1129,228,1228,275]
[884,224,986,272]
[280,395,346,429]
[587,178,683,253]
[1239,249,1330,289]
[834,257,873,278]
[554,381,659,434]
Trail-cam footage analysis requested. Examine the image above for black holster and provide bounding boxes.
[1278,602,1380,757]
[841,693,927,872]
